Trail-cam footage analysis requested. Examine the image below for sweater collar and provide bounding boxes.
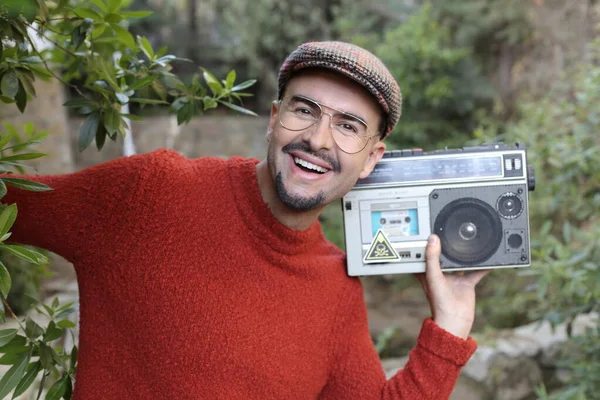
[227,156,324,255]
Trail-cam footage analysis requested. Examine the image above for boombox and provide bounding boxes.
[342,143,535,276]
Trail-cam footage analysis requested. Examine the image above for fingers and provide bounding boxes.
[465,269,491,286]
[425,234,444,284]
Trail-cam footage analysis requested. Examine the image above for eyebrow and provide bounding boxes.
[290,94,368,125]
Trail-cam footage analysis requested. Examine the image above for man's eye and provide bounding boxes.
[339,123,358,133]
[295,107,314,116]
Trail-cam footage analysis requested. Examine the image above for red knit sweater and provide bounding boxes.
[7,149,477,399]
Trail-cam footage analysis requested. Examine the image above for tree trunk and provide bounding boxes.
[188,0,198,61]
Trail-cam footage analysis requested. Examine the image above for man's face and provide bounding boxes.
[266,69,386,211]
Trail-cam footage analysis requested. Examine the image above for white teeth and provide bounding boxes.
[294,157,329,173]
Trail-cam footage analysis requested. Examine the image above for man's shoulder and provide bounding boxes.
[138,149,238,176]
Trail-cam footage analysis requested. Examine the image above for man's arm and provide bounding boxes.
[2,152,153,262]
[320,235,485,399]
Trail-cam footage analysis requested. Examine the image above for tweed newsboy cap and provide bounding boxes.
[277,41,402,138]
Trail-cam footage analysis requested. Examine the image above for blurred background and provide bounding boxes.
[1,0,599,399]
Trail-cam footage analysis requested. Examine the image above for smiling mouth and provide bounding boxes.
[293,156,330,174]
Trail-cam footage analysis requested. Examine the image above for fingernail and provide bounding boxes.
[428,235,437,245]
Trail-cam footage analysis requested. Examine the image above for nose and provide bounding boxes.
[302,112,336,151]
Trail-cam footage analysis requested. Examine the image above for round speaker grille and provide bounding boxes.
[433,197,503,265]
[496,192,523,219]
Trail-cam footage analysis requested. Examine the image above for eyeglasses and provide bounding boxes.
[277,95,379,154]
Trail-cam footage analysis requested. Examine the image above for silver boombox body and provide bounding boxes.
[342,143,535,276]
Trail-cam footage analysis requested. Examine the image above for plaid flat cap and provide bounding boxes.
[278,41,402,138]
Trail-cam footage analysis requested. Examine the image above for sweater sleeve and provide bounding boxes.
[319,284,477,400]
[2,152,154,263]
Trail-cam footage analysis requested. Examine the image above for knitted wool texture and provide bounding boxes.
[278,41,402,138]
[6,150,476,399]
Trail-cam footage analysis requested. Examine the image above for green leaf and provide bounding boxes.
[50,346,67,369]
[0,329,17,347]
[0,351,29,365]
[129,98,168,105]
[176,104,192,125]
[0,301,4,323]
[0,245,50,265]
[0,335,26,354]
[12,361,41,398]
[207,82,222,96]
[69,346,77,373]
[90,0,108,12]
[103,107,120,136]
[15,81,26,113]
[2,178,52,192]
[0,233,11,242]
[0,133,12,150]
[115,92,129,104]
[90,22,107,39]
[0,261,11,298]
[107,0,122,13]
[0,152,45,162]
[15,70,36,97]
[71,26,85,50]
[63,98,94,108]
[21,57,42,64]
[73,7,102,21]
[0,203,17,238]
[138,36,154,60]
[1,71,19,99]
[218,101,258,116]
[225,70,236,89]
[64,377,73,400]
[44,322,63,342]
[55,302,75,313]
[57,320,76,329]
[203,97,218,110]
[46,376,68,400]
[15,69,36,97]
[121,10,153,18]
[25,317,43,340]
[127,76,156,91]
[0,353,29,399]
[95,123,107,151]
[96,60,119,91]
[154,55,178,67]
[55,306,77,319]
[119,113,144,121]
[78,112,101,152]
[231,79,257,92]
[111,24,135,49]
[38,342,52,370]
[104,13,122,23]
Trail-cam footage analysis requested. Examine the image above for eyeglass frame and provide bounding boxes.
[275,94,381,154]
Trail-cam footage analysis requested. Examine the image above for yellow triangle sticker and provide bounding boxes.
[363,229,400,263]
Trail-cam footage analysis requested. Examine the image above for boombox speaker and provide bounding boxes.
[430,184,529,268]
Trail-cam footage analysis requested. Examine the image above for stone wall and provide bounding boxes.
[0,79,73,174]
[69,114,271,169]
[383,313,599,400]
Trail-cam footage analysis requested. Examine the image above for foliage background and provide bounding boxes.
[0,0,598,398]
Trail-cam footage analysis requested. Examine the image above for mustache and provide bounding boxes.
[282,142,341,173]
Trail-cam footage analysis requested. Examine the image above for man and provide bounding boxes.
[7,41,488,399]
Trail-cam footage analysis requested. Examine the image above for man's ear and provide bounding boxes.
[359,140,386,179]
[266,101,279,142]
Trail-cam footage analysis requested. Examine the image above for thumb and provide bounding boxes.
[425,234,444,284]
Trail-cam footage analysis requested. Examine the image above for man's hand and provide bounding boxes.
[414,234,490,339]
